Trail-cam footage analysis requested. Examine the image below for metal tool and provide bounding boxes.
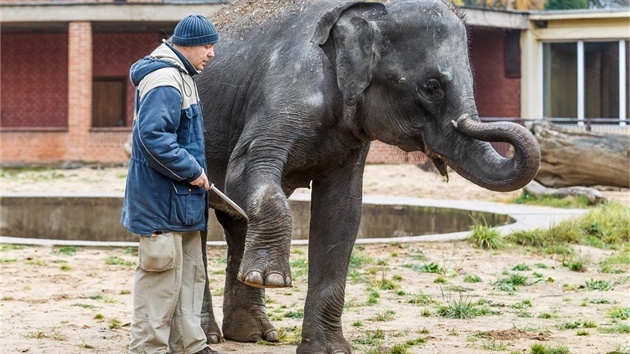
[209,183,248,220]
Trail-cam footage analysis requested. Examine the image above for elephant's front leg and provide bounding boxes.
[236,180,293,289]
[216,211,280,342]
[298,152,367,354]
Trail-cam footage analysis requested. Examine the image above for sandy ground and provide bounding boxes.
[1,164,629,354]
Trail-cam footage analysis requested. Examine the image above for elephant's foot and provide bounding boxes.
[201,312,222,344]
[222,305,279,343]
[297,334,352,354]
[237,249,292,288]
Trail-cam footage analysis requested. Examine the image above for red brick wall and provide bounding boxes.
[1,33,68,127]
[468,27,521,118]
[93,32,162,127]
[0,27,162,164]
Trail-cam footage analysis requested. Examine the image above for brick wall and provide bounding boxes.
[1,33,68,127]
[468,26,521,118]
[0,27,164,164]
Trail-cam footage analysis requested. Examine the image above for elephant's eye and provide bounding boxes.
[421,79,444,100]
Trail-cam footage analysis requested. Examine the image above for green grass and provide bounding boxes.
[514,189,593,208]
[599,324,630,334]
[53,246,79,256]
[104,256,136,267]
[530,343,571,354]
[608,306,630,320]
[583,279,615,291]
[463,275,482,283]
[505,202,629,250]
[466,222,503,250]
[494,273,528,292]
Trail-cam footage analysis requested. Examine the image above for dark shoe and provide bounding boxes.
[194,347,220,354]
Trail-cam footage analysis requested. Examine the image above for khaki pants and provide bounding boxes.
[129,231,208,354]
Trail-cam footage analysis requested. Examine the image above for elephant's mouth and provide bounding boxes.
[426,149,449,180]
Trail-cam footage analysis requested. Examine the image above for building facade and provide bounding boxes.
[1,1,627,165]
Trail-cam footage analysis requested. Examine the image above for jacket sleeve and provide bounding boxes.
[134,85,203,182]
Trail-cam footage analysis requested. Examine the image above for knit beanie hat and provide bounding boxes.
[172,15,219,46]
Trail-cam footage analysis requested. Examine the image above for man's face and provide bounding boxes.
[181,44,215,71]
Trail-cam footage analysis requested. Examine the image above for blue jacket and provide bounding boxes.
[121,42,208,236]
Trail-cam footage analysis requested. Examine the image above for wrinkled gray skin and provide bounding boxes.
[197,0,540,352]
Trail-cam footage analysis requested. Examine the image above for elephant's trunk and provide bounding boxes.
[449,114,540,192]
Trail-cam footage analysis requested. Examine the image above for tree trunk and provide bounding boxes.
[529,121,629,188]
[524,180,606,205]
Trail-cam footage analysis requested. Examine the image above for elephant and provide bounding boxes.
[196,0,541,353]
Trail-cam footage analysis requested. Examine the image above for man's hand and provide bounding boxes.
[190,170,210,190]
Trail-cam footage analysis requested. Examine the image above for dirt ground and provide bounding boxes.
[1,164,629,354]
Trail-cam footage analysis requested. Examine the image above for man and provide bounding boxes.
[121,14,219,354]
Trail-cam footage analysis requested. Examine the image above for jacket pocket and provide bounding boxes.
[170,182,206,226]
[138,233,175,272]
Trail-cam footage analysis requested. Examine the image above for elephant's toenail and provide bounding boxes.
[265,273,286,287]
[285,275,292,287]
[264,329,279,342]
[207,334,219,344]
[245,271,264,285]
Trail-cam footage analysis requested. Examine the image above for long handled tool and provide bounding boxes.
[209,183,248,221]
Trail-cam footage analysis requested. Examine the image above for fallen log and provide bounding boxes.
[529,121,629,188]
[524,180,606,205]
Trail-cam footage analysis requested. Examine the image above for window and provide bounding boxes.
[543,40,628,125]
[92,77,126,128]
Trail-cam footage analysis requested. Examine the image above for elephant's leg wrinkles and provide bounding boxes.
[298,152,367,354]
[237,183,293,288]
[216,211,279,342]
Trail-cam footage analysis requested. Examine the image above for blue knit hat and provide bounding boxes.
[172,15,219,46]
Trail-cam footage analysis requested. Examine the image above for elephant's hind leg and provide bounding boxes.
[216,211,279,343]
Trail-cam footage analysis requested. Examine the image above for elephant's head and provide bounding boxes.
[312,0,540,192]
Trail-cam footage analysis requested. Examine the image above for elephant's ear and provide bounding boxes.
[311,2,387,106]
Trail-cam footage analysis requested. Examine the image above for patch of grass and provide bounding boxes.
[466,221,503,250]
[482,340,507,351]
[276,325,302,345]
[514,189,592,208]
[583,279,615,291]
[463,275,482,283]
[437,293,499,319]
[25,259,47,266]
[352,329,385,345]
[599,324,630,334]
[373,310,396,322]
[284,309,304,319]
[53,246,79,256]
[0,244,25,251]
[512,263,531,271]
[505,202,629,251]
[290,258,308,278]
[434,276,447,284]
[0,258,17,263]
[494,273,528,292]
[104,256,137,267]
[608,306,630,320]
[530,343,571,354]
[510,300,532,309]
[71,303,97,309]
[366,290,380,306]
[538,312,558,319]
[109,318,122,329]
[406,293,435,306]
